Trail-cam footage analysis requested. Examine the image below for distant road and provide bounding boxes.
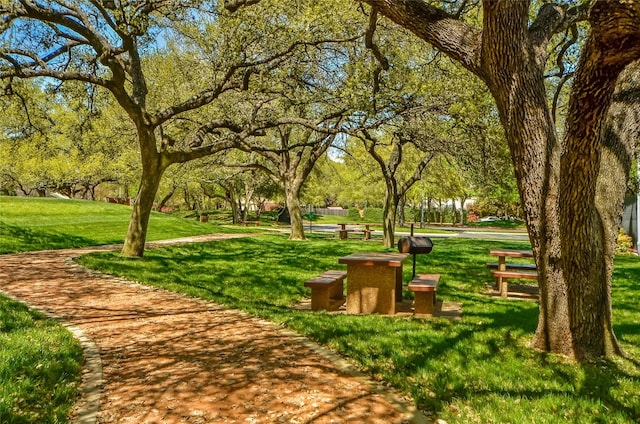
[305,224,531,242]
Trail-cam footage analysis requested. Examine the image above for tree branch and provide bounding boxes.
[360,0,482,75]
[528,3,588,66]
[224,0,263,13]
[365,7,390,106]
[0,64,110,87]
[164,138,237,164]
[151,67,240,126]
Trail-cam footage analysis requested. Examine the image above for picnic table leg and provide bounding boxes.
[338,224,348,239]
[395,267,403,303]
[498,256,507,297]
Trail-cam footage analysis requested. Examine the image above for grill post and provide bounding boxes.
[412,254,417,278]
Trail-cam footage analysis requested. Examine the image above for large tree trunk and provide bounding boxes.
[481,0,640,361]
[382,189,398,248]
[553,53,640,359]
[363,0,640,360]
[121,132,168,258]
[121,166,165,257]
[285,182,306,240]
[480,2,572,356]
[594,62,640,355]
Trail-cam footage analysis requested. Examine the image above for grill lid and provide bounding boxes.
[397,236,433,254]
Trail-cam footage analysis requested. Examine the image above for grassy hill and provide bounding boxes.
[0,196,222,254]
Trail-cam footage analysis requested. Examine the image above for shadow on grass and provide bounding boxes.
[0,221,97,254]
[79,234,640,423]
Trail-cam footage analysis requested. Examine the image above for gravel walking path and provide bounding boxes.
[0,235,426,424]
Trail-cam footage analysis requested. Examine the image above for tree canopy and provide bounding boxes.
[3,0,640,361]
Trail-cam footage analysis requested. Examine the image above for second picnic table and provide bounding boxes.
[337,223,372,240]
[488,249,537,297]
[338,252,408,315]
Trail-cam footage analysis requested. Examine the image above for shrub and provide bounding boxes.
[616,228,633,254]
[347,207,384,222]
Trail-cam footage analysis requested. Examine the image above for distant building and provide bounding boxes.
[621,195,638,251]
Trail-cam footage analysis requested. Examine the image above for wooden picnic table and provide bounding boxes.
[337,223,373,240]
[338,252,408,314]
[490,249,534,265]
[489,249,536,297]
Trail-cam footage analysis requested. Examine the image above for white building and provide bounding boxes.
[621,196,638,254]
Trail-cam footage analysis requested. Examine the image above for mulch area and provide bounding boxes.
[0,235,427,424]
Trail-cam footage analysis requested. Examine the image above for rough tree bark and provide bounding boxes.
[360,0,640,360]
[285,181,306,240]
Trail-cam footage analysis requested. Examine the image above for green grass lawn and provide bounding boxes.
[0,296,83,423]
[78,233,640,424]
[0,196,246,422]
[0,196,241,254]
[2,197,639,423]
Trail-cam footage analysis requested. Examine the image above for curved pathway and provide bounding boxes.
[0,235,426,424]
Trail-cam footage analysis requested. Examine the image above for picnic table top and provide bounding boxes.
[338,252,408,267]
[489,249,534,258]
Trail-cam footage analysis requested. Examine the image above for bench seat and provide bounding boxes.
[242,220,260,227]
[408,273,440,316]
[304,270,347,311]
[338,227,372,240]
[490,270,538,280]
[491,270,538,297]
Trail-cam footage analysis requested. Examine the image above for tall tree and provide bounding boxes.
[355,127,443,247]
[230,123,342,239]
[340,9,458,246]
[225,0,640,360]
[0,0,355,256]
[210,0,366,239]
[0,1,241,255]
[355,0,640,360]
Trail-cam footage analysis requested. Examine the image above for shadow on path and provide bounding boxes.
[0,235,426,424]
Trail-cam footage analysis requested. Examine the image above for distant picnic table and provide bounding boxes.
[337,223,373,240]
[488,249,537,297]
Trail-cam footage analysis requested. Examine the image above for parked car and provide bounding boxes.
[479,216,499,222]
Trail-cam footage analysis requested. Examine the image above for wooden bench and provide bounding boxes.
[242,220,260,227]
[362,224,372,240]
[337,224,373,240]
[304,270,347,311]
[408,274,440,316]
[490,270,538,297]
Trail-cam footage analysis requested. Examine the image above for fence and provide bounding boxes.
[302,207,348,217]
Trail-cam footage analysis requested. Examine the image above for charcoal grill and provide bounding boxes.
[397,236,434,278]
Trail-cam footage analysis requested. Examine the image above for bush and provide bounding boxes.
[347,207,384,222]
[616,228,633,254]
